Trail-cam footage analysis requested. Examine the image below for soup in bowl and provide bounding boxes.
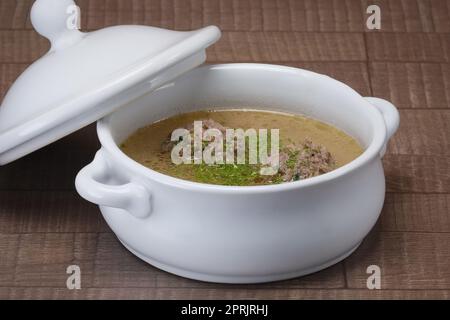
[75,64,399,283]
[120,109,364,186]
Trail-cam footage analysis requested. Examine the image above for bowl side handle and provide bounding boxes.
[75,150,152,219]
[364,97,400,157]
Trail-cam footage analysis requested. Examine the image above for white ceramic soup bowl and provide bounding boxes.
[75,63,399,284]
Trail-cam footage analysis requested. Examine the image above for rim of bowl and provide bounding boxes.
[97,63,387,194]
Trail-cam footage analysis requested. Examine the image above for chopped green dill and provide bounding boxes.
[286,149,299,169]
[193,163,263,186]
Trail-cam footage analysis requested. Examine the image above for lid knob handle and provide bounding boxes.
[31,0,83,51]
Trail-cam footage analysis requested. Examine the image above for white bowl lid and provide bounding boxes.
[0,0,221,165]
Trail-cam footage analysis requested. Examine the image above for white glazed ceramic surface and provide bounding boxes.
[76,64,400,284]
[0,0,220,165]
